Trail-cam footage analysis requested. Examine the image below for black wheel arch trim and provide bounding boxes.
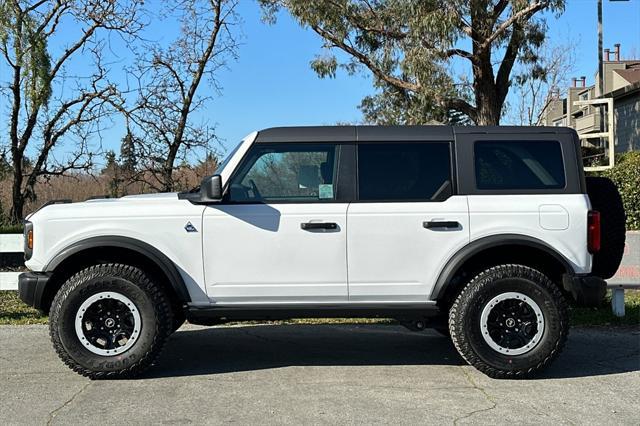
[43,236,191,303]
[432,234,576,301]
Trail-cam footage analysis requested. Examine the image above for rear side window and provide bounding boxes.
[358,142,452,201]
[474,140,565,190]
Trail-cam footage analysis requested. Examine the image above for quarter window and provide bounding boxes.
[357,143,452,201]
[229,144,338,202]
[474,140,565,190]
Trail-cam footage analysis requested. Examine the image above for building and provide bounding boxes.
[539,44,639,153]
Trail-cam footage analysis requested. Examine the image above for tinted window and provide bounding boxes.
[229,144,338,202]
[474,140,565,190]
[358,143,452,201]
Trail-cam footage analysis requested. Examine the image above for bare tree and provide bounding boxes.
[508,38,577,125]
[126,0,239,192]
[0,0,144,223]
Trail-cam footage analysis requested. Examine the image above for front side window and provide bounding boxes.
[474,140,565,190]
[357,142,452,201]
[229,144,338,202]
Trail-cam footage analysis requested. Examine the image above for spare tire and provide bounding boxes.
[586,176,626,279]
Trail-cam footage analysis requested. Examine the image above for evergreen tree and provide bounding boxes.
[261,0,565,125]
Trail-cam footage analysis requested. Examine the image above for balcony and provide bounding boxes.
[575,113,602,134]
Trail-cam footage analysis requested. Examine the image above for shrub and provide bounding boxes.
[598,151,640,231]
[0,224,23,234]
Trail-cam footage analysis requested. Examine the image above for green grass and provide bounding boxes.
[0,291,48,325]
[570,289,640,327]
[1,290,638,327]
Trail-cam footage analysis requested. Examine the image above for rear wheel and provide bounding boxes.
[449,264,568,379]
[49,263,173,379]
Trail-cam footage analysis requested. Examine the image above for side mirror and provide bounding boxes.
[178,174,223,203]
[201,175,223,202]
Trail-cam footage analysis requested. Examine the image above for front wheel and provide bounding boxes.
[449,264,568,379]
[49,263,173,379]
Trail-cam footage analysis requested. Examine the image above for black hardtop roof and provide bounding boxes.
[255,125,575,143]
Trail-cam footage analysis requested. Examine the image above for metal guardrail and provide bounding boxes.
[1,233,638,315]
[0,234,22,290]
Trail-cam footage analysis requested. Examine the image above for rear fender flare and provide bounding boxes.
[431,234,575,301]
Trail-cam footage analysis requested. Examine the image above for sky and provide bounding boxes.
[2,0,639,165]
[189,0,640,152]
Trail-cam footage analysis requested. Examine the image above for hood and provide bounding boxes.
[27,192,190,222]
[85,192,179,202]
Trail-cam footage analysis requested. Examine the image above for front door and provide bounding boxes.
[202,142,349,304]
[347,141,470,302]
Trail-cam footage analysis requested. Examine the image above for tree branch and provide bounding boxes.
[311,24,420,92]
[481,1,549,51]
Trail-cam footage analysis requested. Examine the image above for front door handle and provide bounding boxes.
[301,222,338,230]
[423,221,460,229]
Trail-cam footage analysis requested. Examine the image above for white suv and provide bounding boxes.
[18,126,626,379]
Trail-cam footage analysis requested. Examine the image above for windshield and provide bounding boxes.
[215,141,242,175]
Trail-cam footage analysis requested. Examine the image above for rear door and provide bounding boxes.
[347,141,470,302]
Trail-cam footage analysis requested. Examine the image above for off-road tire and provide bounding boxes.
[49,263,173,379]
[449,264,569,379]
[586,176,626,279]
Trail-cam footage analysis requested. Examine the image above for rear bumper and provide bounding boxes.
[563,274,607,307]
[18,271,52,311]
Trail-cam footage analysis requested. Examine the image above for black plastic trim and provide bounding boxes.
[18,271,52,311]
[431,234,575,300]
[563,274,607,307]
[43,236,191,303]
[187,302,440,321]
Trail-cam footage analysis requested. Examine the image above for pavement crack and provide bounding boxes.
[46,381,91,425]
[453,367,497,425]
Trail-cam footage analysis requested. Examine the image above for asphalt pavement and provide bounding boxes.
[1,324,638,425]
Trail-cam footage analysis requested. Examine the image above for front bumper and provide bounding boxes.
[18,271,52,311]
[563,274,607,307]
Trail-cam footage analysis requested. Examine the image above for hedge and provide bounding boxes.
[596,151,640,231]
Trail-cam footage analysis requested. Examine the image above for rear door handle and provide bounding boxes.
[301,222,338,230]
[423,221,460,229]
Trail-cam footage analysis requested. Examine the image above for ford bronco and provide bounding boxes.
[18,126,626,379]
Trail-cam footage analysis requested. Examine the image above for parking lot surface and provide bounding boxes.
[1,324,638,425]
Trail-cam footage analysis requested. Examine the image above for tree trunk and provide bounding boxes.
[474,88,502,125]
[472,49,502,125]
[161,144,179,192]
[10,162,24,224]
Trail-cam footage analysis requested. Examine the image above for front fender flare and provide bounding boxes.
[44,236,191,303]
